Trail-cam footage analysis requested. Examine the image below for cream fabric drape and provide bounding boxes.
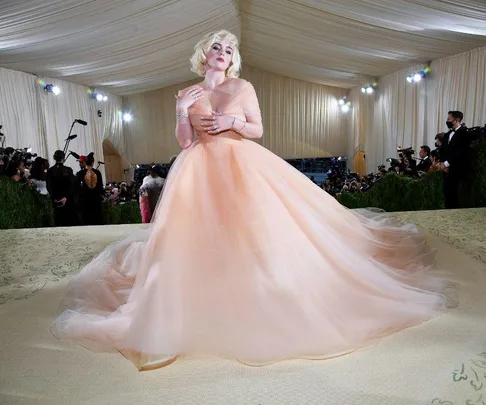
[0,68,46,157]
[346,87,374,173]
[122,66,347,163]
[1,1,485,94]
[0,67,126,179]
[348,46,486,172]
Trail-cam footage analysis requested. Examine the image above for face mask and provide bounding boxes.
[446,120,454,129]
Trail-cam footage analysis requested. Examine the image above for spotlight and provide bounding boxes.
[91,90,108,102]
[338,98,345,106]
[341,105,350,113]
[407,66,430,83]
[361,87,366,93]
[366,87,374,94]
[123,113,132,122]
[44,84,60,95]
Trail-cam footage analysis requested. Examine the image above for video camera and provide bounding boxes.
[0,146,38,175]
[385,146,416,172]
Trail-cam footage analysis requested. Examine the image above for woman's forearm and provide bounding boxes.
[175,109,194,149]
[232,117,263,139]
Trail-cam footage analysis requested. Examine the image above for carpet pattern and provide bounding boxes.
[1,209,485,405]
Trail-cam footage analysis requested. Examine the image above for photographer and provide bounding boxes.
[438,111,471,209]
[386,147,415,175]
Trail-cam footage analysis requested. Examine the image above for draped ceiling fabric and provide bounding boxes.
[1,1,486,95]
[1,0,486,169]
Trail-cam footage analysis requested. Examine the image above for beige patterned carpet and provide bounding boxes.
[1,209,485,405]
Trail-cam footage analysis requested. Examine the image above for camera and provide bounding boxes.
[397,147,414,160]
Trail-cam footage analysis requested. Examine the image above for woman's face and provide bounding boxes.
[205,39,233,73]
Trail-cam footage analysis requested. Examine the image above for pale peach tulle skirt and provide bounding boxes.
[51,134,457,370]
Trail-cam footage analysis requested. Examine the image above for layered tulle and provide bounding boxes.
[51,133,456,370]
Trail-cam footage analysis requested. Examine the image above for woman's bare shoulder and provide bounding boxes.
[224,78,253,93]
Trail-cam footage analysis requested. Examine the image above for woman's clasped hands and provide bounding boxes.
[201,111,235,135]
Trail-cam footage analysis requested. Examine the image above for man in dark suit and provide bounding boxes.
[439,111,471,209]
[416,145,432,174]
[46,150,79,226]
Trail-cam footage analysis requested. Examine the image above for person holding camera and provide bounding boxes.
[439,111,471,209]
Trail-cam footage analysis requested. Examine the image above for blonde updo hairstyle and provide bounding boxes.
[190,30,241,78]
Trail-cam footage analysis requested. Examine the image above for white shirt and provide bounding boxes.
[31,179,49,195]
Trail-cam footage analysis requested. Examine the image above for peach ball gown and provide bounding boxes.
[51,78,456,371]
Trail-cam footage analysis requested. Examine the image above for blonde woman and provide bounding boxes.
[52,30,456,371]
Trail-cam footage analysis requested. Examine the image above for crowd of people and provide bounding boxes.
[1,111,483,227]
[0,143,174,226]
[318,111,482,209]
[0,146,140,226]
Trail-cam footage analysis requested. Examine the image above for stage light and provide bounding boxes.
[44,84,60,95]
[338,98,345,106]
[361,82,377,95]
[341,104,350,113]
[407,66,430,83]
[123,113,132,122]
[90,89,109,102]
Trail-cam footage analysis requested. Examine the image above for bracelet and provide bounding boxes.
[176,112,188,119]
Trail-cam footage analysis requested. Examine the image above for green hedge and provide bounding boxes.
[0,176,141,229]
[338,139,486,211]
[0,176,55,229]
[102,200,142,225]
